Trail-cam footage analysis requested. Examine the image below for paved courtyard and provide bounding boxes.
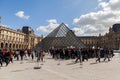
[0,53,120,80]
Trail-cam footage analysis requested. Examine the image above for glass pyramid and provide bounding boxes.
[35,23,85,50]
[47,23,69,37]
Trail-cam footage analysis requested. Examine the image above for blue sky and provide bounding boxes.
[0,0,120,36]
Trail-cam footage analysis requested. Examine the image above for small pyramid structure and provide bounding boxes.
[35,23,85,50]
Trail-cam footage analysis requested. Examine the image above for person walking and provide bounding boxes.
[104,48,110,61]
[3,50,10,66]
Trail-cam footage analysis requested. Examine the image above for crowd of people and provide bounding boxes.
[0,47,114,67]
[49,47,114,64]
[0,49,45,67]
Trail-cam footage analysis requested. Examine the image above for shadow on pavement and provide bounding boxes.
[71,66,83,70]
[66,62,76,65]
[46,57,53,59]
[90,62,98,65]
[11,68,33,72]
[11,69,24,72]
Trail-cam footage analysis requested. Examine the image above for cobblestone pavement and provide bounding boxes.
[0,53,120,80]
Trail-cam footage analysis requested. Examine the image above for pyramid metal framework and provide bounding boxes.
[35,23,85,50]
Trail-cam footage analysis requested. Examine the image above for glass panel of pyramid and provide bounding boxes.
[35,23,85,50]
[47,23,69,37]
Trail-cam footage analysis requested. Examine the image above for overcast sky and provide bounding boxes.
[0,0,120,36]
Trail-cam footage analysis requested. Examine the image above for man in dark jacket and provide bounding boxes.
[0,50,3,66]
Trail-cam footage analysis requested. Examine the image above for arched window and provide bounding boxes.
[1,43,4,48]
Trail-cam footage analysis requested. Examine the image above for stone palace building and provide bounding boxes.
[0,25,43,50]
[79,23,120,50]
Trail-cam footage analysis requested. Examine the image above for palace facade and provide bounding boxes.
[0,25,43,50]
[79,23,120,50]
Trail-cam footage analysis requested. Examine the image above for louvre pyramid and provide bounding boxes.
[35,23,85,50]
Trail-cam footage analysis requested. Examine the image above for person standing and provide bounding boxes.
[96,48,101,63]
[75,48,82,64]
[82,48,88,62]
[14,49,20,61]
[40,50,45,62]
[0,50,3,66]
[9,49,13,63]
[20,50,24,61]
[31,50,34,60]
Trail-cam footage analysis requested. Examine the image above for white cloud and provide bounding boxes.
[98,0,102,2]
[15,11,30,20]
[47,19,57,24]
[37,19,60,35]
[37,19,69,36]
[73,0,120,36]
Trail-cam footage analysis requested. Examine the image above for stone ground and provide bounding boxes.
[1,53,120,80]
